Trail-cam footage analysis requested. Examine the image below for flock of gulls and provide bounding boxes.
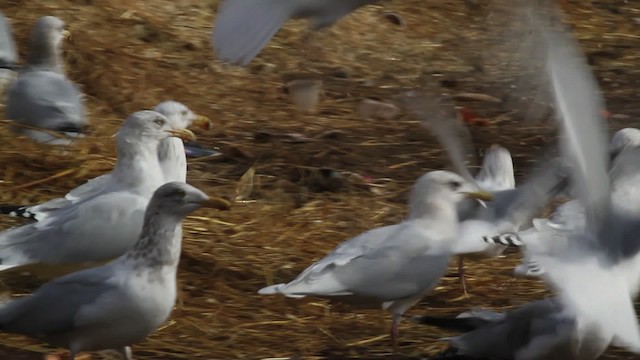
[0,1,637,360]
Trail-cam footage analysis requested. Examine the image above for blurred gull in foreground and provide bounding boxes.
[0,101,217,220]
[259,170,493,349]
[0,11,17,93]
[212,0,380,66]
[412,298,583,360]
[480,5,640,357]
[0,182,229,360]
[5,16,87,145]
[0,111,196,272]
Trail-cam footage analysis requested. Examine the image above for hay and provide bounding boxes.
[0,0,638,359]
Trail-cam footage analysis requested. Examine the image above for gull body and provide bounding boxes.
[259,170,492,348]
[5,16,87,145]
[0,111,195,271]
[0,101,207,221]
[212,0,379,66]
[0,182,229,359]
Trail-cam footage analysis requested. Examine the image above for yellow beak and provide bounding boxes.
[61,29,71,40]
[202,197,231,210]
[191,115,212,130]
[166,128,196,141]
[462,191,494,201]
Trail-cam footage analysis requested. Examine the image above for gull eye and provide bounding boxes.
[154,118,165,126]
[181,110,188,116]
[449,180,462,190]
[174,189,187,198]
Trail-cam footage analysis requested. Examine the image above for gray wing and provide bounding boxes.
[0,191,147,267]
[449,299,582,360]
[270,222,450,301]
[0,266,115,338]
[0,12,17,67]
[212,0,294,66]
[6,70,87,131]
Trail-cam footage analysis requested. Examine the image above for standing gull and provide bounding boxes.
[0,101,212,220]
[212,0,380,66]
[259,170,493,349]
[5,16,87,145]
[0,182,230,360]
[0,11,17,93]
[0,111,196,272]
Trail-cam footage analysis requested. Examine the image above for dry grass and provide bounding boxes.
[0,0,638,359]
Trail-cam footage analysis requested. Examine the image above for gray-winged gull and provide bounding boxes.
[259,170,493,349]
[412,298,589,360]
[5,16,87,145]
[212,0,379,66]
[0,110,196,272]
[0,181,230,360]
[0,101,215,220]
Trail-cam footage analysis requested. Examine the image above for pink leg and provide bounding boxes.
[390,313,401,352]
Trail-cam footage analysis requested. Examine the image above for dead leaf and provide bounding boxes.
[235,166,256,201]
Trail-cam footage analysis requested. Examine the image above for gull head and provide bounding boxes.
[609,128,640,160]
[148,181,231,218]
[410,170,493,214]
[475,144,516,191]
[119,110,196,144]
[31,16,69,51]
[153,101,212,131]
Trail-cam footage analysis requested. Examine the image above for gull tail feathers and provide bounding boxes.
[258,283,306,298]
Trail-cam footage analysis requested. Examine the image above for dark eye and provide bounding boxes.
[181,110,188,116]
[449,181,462,190]
[174,189,186,198]
[154,118,165,126]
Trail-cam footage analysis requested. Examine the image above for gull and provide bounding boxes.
[412,298,585,360]
[0,11,18,94]
[259,170,493,349]
[0,181,230,360]
[0,110,196,272]
[5,16,87,145]
[0,101,214,220]
[479,4,640,357]
[485,127,640,278]
[212,0,379,66]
